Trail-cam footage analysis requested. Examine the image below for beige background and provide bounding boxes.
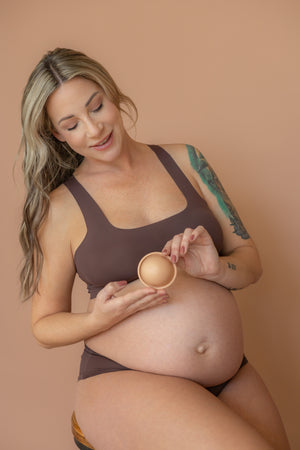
[1,0,299,448]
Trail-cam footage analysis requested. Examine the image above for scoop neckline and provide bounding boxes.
[71,144,190,232]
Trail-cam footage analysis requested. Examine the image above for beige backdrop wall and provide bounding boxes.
[1,0,299,448]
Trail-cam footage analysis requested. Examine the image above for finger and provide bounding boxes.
[190,226,213,244]
[132,294,169,313]
[161,233,184,256]
[169,234,184,263]
[161,239,172,256]
[179,228,194,255]
[97,280,128,302]
[122,287,167,308]
[125,290,169,314]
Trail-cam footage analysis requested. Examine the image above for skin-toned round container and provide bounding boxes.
[137,252,177,289]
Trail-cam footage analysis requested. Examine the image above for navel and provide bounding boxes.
[195,341,209,354]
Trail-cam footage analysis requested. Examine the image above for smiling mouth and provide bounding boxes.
[92,131,113,147]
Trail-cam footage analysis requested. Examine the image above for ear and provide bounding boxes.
[51,128,66,143]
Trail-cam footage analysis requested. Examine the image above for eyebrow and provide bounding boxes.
[58,91,100,125]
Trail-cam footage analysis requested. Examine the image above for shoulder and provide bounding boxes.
[38,182,78,246]
[48,183,75,226]
[158,142,206,182]
[158,142,194,170]
[49,181,75,211]
[158,142,224,202]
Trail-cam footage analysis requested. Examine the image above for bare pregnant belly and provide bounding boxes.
[85,271,244,386]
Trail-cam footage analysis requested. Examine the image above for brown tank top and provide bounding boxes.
[64,145,223,298]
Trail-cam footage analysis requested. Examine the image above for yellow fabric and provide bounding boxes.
[71,411,95,449]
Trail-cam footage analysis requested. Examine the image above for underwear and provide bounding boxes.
[64,144,223,299]
[72,347,248,449]
[78,344,248,397]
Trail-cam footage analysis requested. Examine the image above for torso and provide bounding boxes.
[66,143,244,385]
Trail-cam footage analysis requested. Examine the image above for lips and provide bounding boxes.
[91,131,113,147]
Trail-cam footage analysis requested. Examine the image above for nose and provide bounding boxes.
[85,117,103,137]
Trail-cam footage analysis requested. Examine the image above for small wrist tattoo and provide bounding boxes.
[227,262,237,270]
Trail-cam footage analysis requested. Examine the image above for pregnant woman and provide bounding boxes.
[19,48,290,449]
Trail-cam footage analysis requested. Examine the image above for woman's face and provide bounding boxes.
[46,77,126,162]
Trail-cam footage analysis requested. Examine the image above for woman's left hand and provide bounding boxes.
[161,226,221,280]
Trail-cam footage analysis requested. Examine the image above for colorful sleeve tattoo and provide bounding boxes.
[187,144,250,240]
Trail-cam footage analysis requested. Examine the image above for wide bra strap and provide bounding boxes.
[148,144,201,202]
[64,176,105,225]
[64,145,202,226]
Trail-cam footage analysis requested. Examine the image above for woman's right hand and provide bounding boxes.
[90,281,169,331]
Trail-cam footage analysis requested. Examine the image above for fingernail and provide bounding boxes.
[171,255,177,263]
[117,280,127,285]
[190,234,195,241]
[162,249,168,254]
[181,246,185,254]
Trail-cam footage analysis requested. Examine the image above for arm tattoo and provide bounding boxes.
[187,144,250,239]
[227,262,237,270]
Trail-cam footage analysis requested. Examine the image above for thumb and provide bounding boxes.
[97,280,128,301]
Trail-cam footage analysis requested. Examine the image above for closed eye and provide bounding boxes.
[93,103,103,113]
[66,103,103,131]
[67,123,78,131]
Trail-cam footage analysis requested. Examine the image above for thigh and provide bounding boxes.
[75,370,274,450]
[218,362,290,450]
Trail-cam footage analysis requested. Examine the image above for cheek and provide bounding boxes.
[109,105,123,124]
[114,112,125,130]
[67,133,85,148]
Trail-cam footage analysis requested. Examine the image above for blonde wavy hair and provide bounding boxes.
[19,48,138,300]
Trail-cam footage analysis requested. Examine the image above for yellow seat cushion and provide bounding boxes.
[71,411,95,449]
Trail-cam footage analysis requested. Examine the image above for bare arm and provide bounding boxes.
[32,189,168,349]
[162,144,262,290]
[32,281,167,349]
